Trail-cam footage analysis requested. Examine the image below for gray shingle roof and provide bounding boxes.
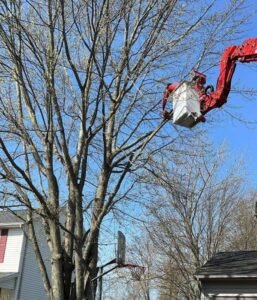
[0,272,18,279]
[0,210,27,225]
[0,272,18,282]
[195,251,257,278]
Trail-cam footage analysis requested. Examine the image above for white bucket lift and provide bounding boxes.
[172,81,202,128]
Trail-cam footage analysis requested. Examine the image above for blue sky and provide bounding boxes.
[197,8,257,187]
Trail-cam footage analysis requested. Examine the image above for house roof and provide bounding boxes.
[0,272,18,282]
[0,210,27,227]
[0,272,19,289]
[0,208,66,228]
[195,251,257,279]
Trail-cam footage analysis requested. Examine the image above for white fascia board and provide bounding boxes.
[0,223,23,228]
[215,294,257,297]
[196,274,257,279]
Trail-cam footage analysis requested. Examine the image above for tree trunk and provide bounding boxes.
[49,220,65,300]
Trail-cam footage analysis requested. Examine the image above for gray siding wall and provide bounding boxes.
[18,222,51,300]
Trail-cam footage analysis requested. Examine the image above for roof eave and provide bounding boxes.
[195,274,257,279]
[0,272,19,283]
[0,222,24,228]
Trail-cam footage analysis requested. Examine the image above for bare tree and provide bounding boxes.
[227,191,257,251]
[0,0,252,299]
[142,146,244,299]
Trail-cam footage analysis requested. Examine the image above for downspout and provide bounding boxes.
[14,225,27,300]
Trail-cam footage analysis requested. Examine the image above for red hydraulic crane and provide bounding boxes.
[162,38,257,128]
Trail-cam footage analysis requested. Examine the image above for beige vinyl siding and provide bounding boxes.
[0,288,15,300]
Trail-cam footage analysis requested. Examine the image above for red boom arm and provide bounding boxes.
[163,38,257,120]
[202,38,257,114]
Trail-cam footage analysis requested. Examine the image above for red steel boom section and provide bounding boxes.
[162,38,257,125]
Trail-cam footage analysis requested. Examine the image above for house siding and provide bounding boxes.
[0,228,23,272]
[0,211,66,300]
[18,223,50,300]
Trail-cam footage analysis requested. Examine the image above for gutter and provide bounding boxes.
[0,223,24,229]
[195,274,257,279]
